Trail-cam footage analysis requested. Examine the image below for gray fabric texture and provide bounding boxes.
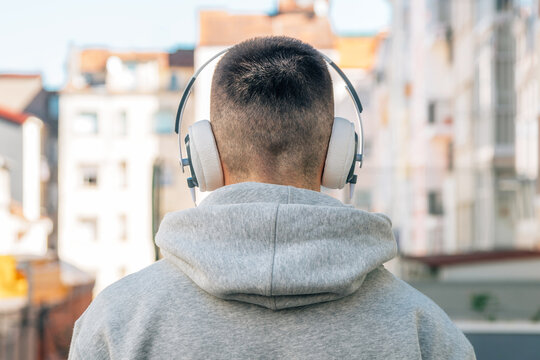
[69,182,475,359]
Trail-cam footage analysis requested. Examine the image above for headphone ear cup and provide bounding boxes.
[187,120,224,192]
[322,117,356,189]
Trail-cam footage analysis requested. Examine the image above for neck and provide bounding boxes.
[224,174,321,192]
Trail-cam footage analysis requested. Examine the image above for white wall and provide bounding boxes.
[0,116,51,257]
[22,117,43,221]
[0,162,16,252]
[0,156,50,257]
[194,46,228,122]
[0,120,23,202]
[59,93,158,294]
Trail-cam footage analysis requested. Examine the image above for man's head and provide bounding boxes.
[210,36,334,191]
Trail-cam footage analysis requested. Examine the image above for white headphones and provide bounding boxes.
[174,47,364,203]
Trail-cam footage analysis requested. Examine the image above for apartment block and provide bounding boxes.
[452,0,534,251]
[58,48,194,294]
[514,0,540,247]
[0,74,59,250]
[372,0,540,256]
[369,0,455,255]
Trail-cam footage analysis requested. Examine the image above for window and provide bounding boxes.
[447,142,454,171]
[47,94,59,120]
[435,0,451,24]
[73,112,98,134]
[428,102,437,124]
[428,191,444,215]
[496,0,512,11]
[445,27,454,63]
[80,165,98,187]
[83,73,106,87]
[154,110,174,134]
[78,217,97,242]
[114,111,128,136]
[494,22,516,146]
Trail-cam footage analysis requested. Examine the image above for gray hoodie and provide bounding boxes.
[69,182,475,359]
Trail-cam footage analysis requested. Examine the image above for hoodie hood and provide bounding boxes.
[156,182,397,310]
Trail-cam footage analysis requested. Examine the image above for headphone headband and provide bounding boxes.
[174,46,364,173]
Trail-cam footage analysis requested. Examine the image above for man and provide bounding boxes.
[69,36,475,359]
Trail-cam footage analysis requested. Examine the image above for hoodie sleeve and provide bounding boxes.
[416,305,476,360]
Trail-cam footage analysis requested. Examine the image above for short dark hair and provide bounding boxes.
[210,36,334,182]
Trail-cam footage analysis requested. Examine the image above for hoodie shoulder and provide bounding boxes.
[373,213,392,226]
[364,268,476,360]
[69,260,196,359]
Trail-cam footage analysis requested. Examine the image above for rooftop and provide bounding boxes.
[199,10,335,49]
[64,48,195,92]
[169,49,195,68]
[0,106,31,125]
[79,49,170,73]
[403,249,540,267]
[198,8,382,69]
[0,73,41,79]
[0,74,44,112]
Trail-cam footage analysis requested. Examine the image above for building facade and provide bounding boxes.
[514,0,540,247]
[371,0,540,256]
[0,107,51,256]
[58,48,194,294]
[369,0,455,255]
[0,74,58,251]
[452,0,539,251]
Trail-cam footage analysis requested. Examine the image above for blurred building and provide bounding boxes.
[370,0,455,254]
[0,107,52,256]
[0,83,90,360]
[514,0,540,247]
[401,249,540,359]
[58,48,195,294]
[451,0,540,251]
[0,74,59,251]
[452,0,518,251]
[0,255,94,360]
[373,0,540,256]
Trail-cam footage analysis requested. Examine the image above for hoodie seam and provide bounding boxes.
[269,203,280,310]
[287,186,291,204]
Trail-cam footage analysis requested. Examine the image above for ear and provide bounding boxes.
[321,117,356,189]
[187,120,224,192]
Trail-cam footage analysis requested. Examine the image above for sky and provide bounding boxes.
[0,0,390,89]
